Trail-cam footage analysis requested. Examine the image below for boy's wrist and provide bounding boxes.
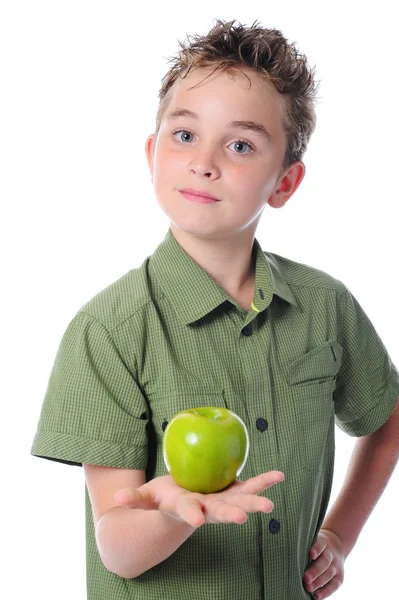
[319,526,354,560]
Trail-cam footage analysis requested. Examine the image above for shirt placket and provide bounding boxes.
[237,308,289,599]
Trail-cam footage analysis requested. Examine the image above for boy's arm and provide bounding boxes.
[84,464,195,579]
[318,396,399,558]
[303,398,399,597]
[84,464,284,579]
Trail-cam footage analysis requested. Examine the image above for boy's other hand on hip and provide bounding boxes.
[114,471,285,528]
[303,529,346,599]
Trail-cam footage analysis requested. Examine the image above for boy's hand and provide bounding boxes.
[114,471,285,528]
[303,529,346,599]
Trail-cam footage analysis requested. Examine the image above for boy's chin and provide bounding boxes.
[170,221,226,239]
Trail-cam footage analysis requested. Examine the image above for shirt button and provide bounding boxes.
[242,324,252,336]
[269,519,280,534]
[256,418,268,432]
[161,419,168,432]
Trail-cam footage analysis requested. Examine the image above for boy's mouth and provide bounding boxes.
[179,188,220,203]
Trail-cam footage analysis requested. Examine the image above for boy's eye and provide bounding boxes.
[172,129,254,154]
[173,130,194,143]
[231,140,253,154]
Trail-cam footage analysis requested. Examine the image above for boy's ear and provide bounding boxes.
[268,161,306,209]
[145,134,155,181]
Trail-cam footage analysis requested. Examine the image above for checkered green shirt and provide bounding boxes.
[31,227,399,600]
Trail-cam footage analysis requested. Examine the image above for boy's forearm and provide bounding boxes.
[321,408,399,558]
[96,506,196,578]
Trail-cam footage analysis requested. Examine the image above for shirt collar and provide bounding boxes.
[149,227,298,325]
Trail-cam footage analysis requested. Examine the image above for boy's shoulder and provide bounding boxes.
[264,249,347,297]
[75,248,349,333]
[77,257,154,332]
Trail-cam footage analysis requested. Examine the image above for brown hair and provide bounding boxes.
[154,19,320,171]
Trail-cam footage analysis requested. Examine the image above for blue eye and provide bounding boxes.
[232,140,253,154]
[173,130,194,143]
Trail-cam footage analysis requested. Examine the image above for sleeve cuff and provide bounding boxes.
[335,366,399,437]
[31,430,148,469]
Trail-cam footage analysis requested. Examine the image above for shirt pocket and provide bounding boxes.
[287,340,343,473]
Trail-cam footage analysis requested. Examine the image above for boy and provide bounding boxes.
[31,19,399,600]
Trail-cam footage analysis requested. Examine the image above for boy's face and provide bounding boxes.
[145,66,305,241]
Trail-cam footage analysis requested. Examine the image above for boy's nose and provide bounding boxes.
[190,156,220,179]
[189,149,221,179]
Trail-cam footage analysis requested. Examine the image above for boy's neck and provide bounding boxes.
[170,225,257,305]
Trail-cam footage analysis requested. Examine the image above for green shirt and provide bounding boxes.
[31,227,399,600]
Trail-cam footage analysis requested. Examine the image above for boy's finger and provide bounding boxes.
[176,497,205,528]
[225,493,274,514]
[204,499,248,525]
[237,471,285,495]
[114,486,155,510]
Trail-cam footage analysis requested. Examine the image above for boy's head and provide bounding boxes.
[154,19,319,172]
[145,19,319,241]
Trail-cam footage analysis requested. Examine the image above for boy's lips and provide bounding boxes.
[179,188,220,203]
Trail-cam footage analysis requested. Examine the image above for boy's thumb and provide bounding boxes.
[114,487,154,510]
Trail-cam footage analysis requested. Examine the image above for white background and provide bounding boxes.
[1,1,398,598]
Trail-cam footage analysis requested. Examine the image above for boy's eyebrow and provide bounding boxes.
[165,108,273,142]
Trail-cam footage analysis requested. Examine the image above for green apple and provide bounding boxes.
[162,406,249,493]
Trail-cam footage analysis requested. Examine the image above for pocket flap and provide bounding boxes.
[288,340,343,385]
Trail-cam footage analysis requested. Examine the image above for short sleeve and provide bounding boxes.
[31,311,149,468]
[334,287,399,436]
